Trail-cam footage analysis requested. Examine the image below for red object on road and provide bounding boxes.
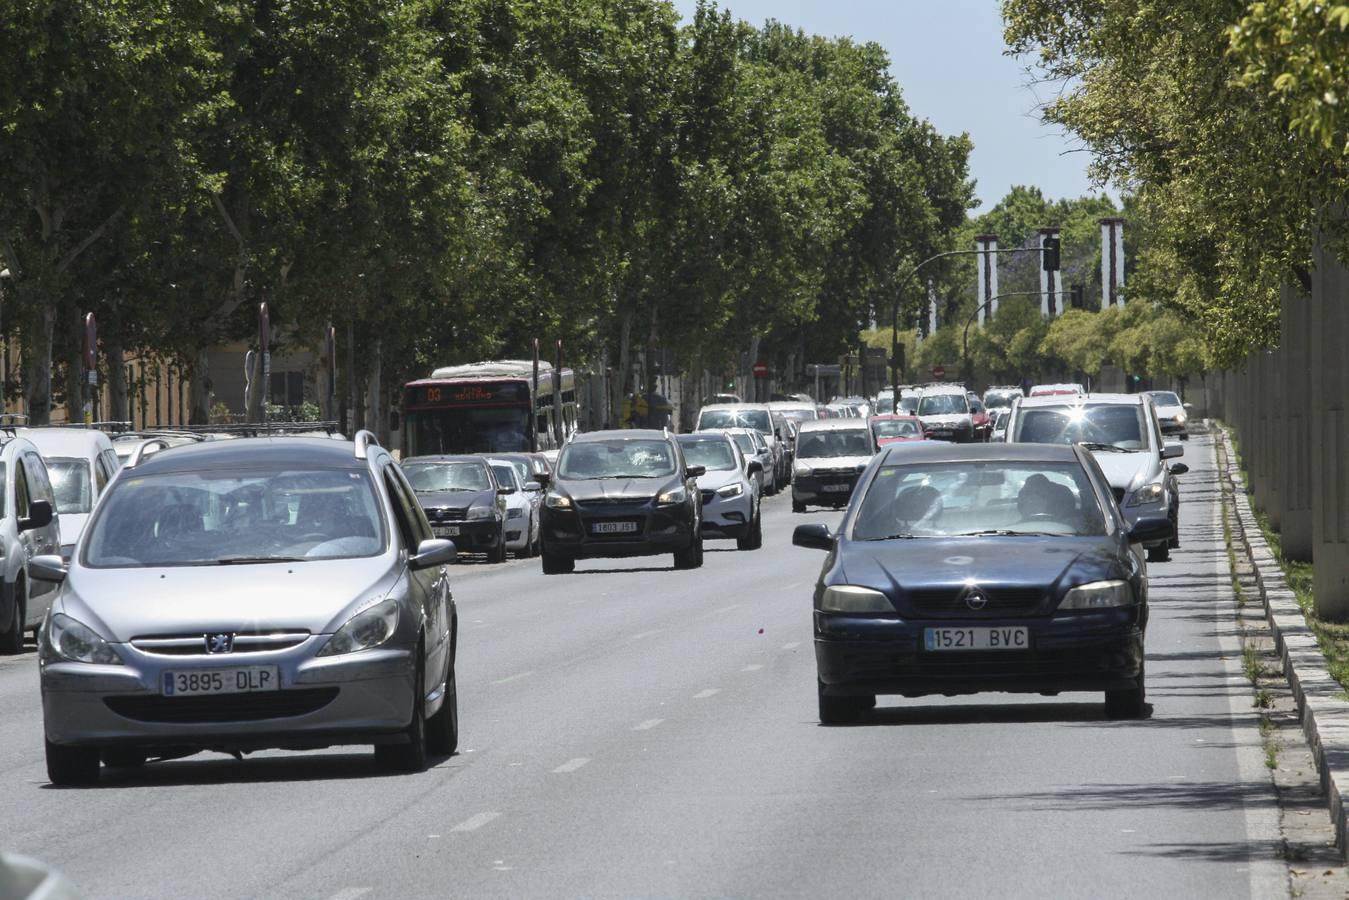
[752,361,769,377]
[931,365,945,380]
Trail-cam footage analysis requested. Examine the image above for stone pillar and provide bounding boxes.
[1100,218,1125,308]
[975,234,998,326]
[1281,283,1313,560]
[1311,236,1349,618]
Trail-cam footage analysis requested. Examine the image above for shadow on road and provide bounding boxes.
[42,750,461,790]
[839,700,1124,727]
[965,779,1276,813]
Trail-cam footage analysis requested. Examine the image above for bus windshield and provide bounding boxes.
[406,407,531,455]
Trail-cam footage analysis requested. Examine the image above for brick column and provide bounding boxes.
[1311,237,1349,618]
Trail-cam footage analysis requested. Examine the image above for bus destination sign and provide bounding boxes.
[414,381,529,406]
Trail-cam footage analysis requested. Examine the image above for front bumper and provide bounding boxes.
[699,490,753,539]
[428,518,502,552]
[815,611,1144,697]
[541,502,696,559]
[42,641,416,750]
[793,472,859,506]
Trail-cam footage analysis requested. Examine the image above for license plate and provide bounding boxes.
[822,483,851,493]
[162,666,280,697]
[924,627,1029,651]
[433,525,460,538]
[592,521,638,534]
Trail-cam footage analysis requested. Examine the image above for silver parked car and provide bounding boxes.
[0,435,62,654]
[37,432,458,784]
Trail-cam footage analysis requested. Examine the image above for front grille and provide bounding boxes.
[576,497,651,509]
[105,688,339,724]
[425,507,466,522]
[1111,488,1126,504]
[908,587,1045,617]
[131,632,311,657]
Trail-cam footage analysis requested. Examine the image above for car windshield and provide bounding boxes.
[918,394,968,416]
[1013,404,1150,451]
[680,440,738,471]
[797,430,872,459]
[506,459,532,485]
[1151,392,1181,406]
[490,464,518,489]
[872,419,922,439]
[874,397,895,414]
[898,397,919,413]
[558,440,677,479]
[698,408,771,433]
[403,461,491,492]
[729,432,755,454]
[984,391,1019,408]
[853,460,1107,540]
[46,458,92,514]
[83,468,386,567]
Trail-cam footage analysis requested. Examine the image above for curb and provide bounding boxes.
[1215,422,1349,860]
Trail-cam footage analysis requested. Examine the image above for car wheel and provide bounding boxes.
[1146,544,1169,563]
[376,653,428,774]
[1105,662,1147,719]
[1168,510,1180,549]
[0,581,22,655]
[102,749,148,769]
[792,500,806,513]
[818,680,870,725]
[541,550,575,575]
[46,739,100,786]
[426,657,459,757]
[738,510,763,551]
[490,535,508,564]
[674,534,704,570]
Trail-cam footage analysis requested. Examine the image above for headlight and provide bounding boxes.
[656,486,687,506]
[795,464,813,477]
[1176,413,1187,424]
[545,491,572,509]
[44,613,123,665]
[318,597,399,656]
[467,505,495,520]
[507,508,523,519]
[716,483,743,498]
[1059,580,1134,610]
[820,585,895,613]
[1127,482,1165,506]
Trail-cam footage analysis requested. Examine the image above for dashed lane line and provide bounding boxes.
[491,671,534,686]
[633,719,664,731]
[692,688,721,699]
[451,811,502,833]
[552,757,591,774]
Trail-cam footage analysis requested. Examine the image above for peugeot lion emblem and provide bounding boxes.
[205,633,235,654]
[963,588,989,611]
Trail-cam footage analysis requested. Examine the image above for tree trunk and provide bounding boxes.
[366,339,384,443]
[22,302,55,425]
[245,350,265,423]
[615,308,632,427]
[189,347,211,424]
[107,342,127,423]
[64,305,84,424]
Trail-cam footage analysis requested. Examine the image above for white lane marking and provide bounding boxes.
[451,811,501,832]
[633,718,664,731]
[693,688,721,699]
[325,889,372,900]
[492,671,533,685]
[710,603,741,615]
[742,663,764,671]
[553,757,591,773]
[782,641,801,650]
[632,629,663,640]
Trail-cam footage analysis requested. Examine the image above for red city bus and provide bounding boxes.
[402,360,577,456]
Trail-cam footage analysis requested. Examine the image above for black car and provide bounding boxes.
[538,430,704,574]
[402,455,510,562]
[793,442,1170,724]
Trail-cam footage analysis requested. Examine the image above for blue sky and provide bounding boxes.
[669,0,1105,211]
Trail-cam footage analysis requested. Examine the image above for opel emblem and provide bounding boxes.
[205,633,235,654]
[964,589,989,611]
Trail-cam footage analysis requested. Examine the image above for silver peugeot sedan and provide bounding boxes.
[36,432,458,785]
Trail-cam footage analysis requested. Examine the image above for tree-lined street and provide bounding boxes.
[0,436,1294,898]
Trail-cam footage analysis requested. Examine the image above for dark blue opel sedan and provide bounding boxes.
[794,442,1170,724]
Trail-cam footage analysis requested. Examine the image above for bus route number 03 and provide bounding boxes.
[425,387,442,403]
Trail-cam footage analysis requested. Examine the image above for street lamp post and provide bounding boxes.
[961,290,1048,385]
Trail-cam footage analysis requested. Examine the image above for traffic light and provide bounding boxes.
[1071,284,1085,309]
[1042,237,1061,271]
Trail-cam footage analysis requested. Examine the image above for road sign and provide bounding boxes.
[932,365,945,380]
[752,361,769,377]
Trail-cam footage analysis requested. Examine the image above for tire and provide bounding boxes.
[541,549,575,575]
[490,535,508,564]
[737,510,763,551]
[426,657,459,757]
[1105,662,1147,719]
[1146,544,1169,563]
[674,534,704,570]
[792,500,807,514]
[376,653,428,774]
[0,581,22,656]
[46,739,100,786]
[1168,510,1180,549]
[818,680,870,726]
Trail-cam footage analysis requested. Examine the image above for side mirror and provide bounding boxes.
[774,428,783,440]
[746,461,763,475]
[1128,517,1172,546]
[534,472,551,487]
[524,481,543,492]
[1170,462,1189,476]
[29,553,67,583]
[1162,441,1184,459]
[20,499,53,532]
[685,465,706,479]
[411,538,456,570]
[793,523,833,550]
[1182,402,1194,410]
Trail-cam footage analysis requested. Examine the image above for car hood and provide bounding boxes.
[797,455,871,471]
[837,535,1125,604]
[556,477,676,502]
[693,468,741,491]
[59,557,400,642]
[57,513,90,549]
[1090,451,1157,491]
[416,489,495,511]
[920,414,970,427]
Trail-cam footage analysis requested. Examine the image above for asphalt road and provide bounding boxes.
[0,434,1287,899]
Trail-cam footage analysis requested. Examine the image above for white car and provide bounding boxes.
[487,458,541,557]
[694,404,787,492]
[792,420,876,512]
[676,432,762,550]
[713,427,773,495]
[20,427,120,562]
[0,436,62,653]
[915,385,977,442]
[1144,390,1189,440]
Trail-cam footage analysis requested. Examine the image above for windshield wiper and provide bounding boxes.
[1077,442,1133,453]
[954,529,1060,537]
[869,532,921,541]
[214,556,306,565]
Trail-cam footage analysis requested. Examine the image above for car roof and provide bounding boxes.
[404,454,491,465]
[799,419,869,433]
[129,437,369,475]
[917,384,965,395]
[571,429,671,443]
[18,427,114,456]
[879,441,1083,465]
[699,403,768,412]
[1017,392,1144,408]
[675,431,731,441]
[868,414,922,422]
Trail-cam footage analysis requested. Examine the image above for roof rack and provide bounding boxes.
[353,429,379,460]
[22,420,136,434]
[170,421,343,438]
[125,438,171,469]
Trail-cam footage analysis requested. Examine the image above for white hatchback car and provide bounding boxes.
[487,458,541,557]
[20,428,120,562]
